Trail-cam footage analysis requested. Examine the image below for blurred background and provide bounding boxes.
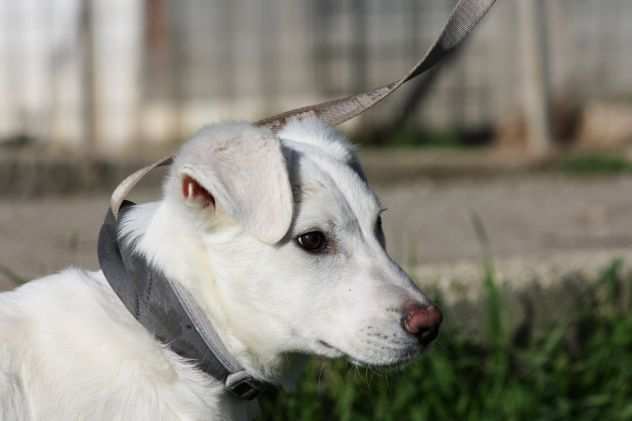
[2,0,632,419]
[3,0,632,153]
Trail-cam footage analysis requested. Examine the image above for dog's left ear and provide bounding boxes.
[174,124,293,244]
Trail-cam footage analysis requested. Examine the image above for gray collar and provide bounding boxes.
[98,200,267,400]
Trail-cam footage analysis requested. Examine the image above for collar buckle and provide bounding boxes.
[225,371,261,400]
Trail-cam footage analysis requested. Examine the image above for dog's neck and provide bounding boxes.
[117,200,299,391]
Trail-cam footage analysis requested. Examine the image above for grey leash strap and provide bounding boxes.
[107,0,497,219]
[402,0,497,82]
[110,157,173,220]
[256,0,497,129]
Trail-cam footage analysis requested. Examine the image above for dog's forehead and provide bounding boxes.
[277,118,356,163]
[279,118,382,222]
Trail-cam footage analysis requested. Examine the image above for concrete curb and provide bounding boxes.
[1,148,538,197]
[414,248,632,303]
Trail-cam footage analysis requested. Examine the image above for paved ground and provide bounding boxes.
[1,174,632,293]
[381,174,632,264]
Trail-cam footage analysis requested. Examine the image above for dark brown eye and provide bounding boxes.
[296,231,327,253]
[376,215,386,248]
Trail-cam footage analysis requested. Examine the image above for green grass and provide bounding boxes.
[259,260,632,421]
[353,128,465,149]
[559,153,632,174]
[0,264,26,285]
[388,129,462,149]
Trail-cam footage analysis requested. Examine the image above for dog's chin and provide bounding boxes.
[316,340,421,370]
[347,351,418,371]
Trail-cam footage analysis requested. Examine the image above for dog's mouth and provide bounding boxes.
[317,340,420,369]
[317,340,345,357]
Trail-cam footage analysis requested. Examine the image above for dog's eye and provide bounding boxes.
[296,231,328,253]
[375,215,386,248]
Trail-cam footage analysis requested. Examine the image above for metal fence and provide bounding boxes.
[1,0,632,154]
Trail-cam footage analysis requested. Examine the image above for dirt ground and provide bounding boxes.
[1,174,632,292]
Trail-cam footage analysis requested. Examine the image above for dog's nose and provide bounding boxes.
[403,304,442,346]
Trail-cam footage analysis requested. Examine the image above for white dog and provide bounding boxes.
[0,1,496,417]
[0,118,442,420]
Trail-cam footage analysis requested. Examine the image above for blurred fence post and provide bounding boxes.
[351,0,368,94]
[79,0,99,153]
[518,0,552,156]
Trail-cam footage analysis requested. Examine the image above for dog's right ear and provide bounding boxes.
[181,175,215,209]
[171,123,293,244]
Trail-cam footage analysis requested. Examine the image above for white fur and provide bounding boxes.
[0,118,433,420]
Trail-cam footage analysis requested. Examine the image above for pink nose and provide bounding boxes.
[403,304,442,346]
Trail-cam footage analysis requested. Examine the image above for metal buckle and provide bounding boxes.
[225,371,261,400]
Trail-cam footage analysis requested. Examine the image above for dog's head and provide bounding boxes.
[153,118,441,371]
[115,0,499,375]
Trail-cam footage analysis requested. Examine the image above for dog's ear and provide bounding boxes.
[174,123,293,244]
